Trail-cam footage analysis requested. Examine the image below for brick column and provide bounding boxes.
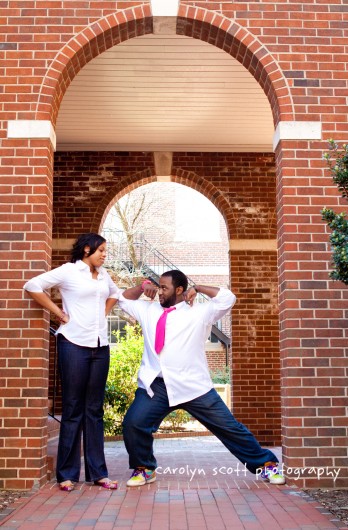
[276,134,348,488]
[230,240,281,446]
[0,121,54,489]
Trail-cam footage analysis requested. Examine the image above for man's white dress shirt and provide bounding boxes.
[24,260,122,347]
[118,288,236,406]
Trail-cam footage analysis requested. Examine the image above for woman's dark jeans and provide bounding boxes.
[123,378,278,474]
[56,334,110,483]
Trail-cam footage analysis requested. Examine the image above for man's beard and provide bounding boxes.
[160,293,177,308]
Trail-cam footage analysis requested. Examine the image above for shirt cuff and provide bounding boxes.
[23,279,45,292]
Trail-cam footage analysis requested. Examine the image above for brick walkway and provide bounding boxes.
[1,437,347,530]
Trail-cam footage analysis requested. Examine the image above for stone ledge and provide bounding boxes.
[105,430,211,442]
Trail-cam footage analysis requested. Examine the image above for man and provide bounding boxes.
[118,270,285,487]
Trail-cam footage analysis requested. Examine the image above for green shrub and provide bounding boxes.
[104,324,143,435]
[321,139,348,284]
[103,323,193,435]
[161,409,191,432]
[210,366,231,384]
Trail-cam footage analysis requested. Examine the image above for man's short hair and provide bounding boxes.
[161,270,188,292]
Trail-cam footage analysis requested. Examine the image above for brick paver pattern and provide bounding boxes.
[1,437,347,530]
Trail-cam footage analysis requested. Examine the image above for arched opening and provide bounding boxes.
[47,10,284,482]
[101,181,230,373]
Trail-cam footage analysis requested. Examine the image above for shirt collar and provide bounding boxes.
[76,260,88,270]
[76,260,102,273]
[157,301,186,311]
[174,301,187,310]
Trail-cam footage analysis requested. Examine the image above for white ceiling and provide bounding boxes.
[56,34,274,152]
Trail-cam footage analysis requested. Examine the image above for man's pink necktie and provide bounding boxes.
[155,307,176,354]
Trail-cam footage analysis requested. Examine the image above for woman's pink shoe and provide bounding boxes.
[94,478,118,490]
[59,480,75,492]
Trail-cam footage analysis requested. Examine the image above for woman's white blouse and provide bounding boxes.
[23,260,122,347]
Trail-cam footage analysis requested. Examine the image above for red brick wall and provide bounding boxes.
[276,140,348,488]
[0,137,54,489]
[231,250,280,445]
[172,153,277,239]
[53,151,155,238]
[1,0,348,488]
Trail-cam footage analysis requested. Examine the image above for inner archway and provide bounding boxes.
[102,180,230,358]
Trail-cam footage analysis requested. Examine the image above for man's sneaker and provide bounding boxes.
[126,468,156,487]
[260,462,286,485]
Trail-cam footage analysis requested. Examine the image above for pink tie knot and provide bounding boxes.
[154,306,176,354]
[163,307,175,315]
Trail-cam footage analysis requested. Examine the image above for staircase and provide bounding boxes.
[106,235,231,348]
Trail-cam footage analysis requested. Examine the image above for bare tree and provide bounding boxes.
[103,185,173,288]
[112,193,148,269]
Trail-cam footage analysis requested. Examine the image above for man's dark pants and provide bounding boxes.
[122,378,278,474]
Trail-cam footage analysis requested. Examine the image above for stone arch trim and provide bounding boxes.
[36,4,294,126]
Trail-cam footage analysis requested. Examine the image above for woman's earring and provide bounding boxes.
[86,251,90,255]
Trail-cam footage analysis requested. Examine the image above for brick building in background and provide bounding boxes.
[1,0,348,489]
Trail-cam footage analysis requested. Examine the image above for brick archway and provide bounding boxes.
[3,0,348,492]
[176,5,293,126]
[35,5,153,124]
[36,6,293,127]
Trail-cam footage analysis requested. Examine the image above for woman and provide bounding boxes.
[24,233,126,491]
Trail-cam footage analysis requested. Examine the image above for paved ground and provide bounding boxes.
[1,437,347,530]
